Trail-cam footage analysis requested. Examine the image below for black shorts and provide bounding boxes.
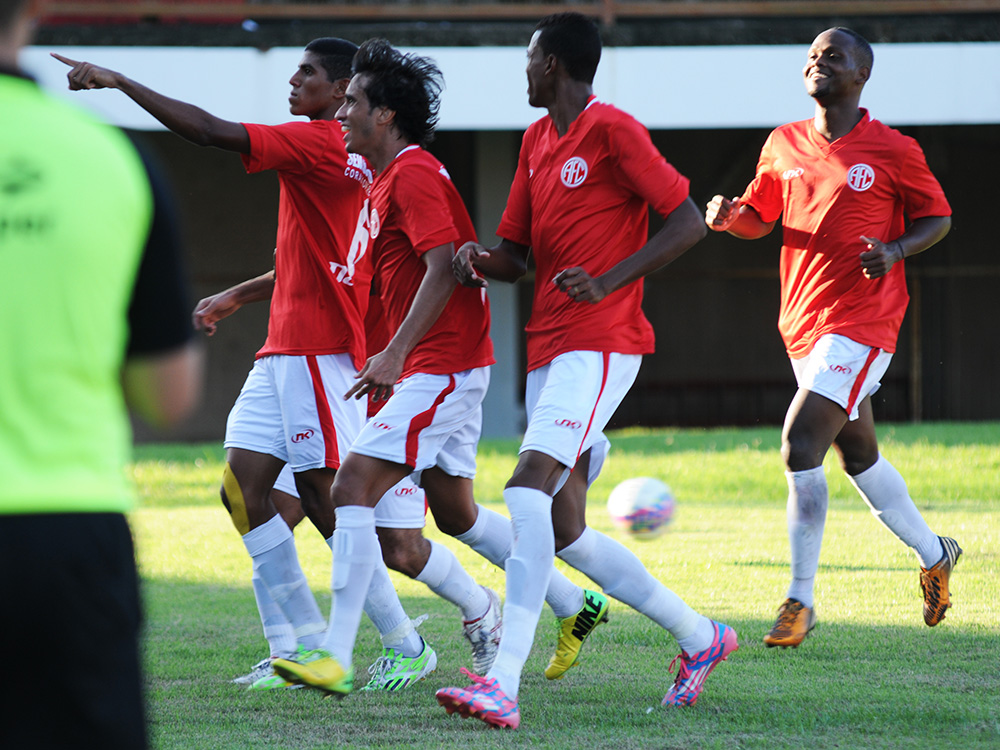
[0,513,147,750]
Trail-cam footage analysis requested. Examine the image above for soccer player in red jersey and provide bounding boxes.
[705,28,959,648]
[55,40,402,682]
[270,39,501,697]
[440,13,737,727]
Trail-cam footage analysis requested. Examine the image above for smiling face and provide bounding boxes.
[287,51,340,120]
[803,29,869,103]
[335,73,380,157]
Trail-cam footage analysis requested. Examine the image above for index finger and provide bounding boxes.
[50,52,81,67]
[859,235,881,246]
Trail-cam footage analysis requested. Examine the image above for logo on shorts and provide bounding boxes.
[782,167,804,181]
[560,157,588,189]
[291,429,315,443]
[830,364,853,375]
[371,421,393,431]
[395,486,419,496]
[846,164,875,192]
[554,418,582,429]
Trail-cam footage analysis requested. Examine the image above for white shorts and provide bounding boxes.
[271,464,426,529]
[522,351,640,487]
[224,353,366,472]
[349,367,489,481]
[791,333,892,421]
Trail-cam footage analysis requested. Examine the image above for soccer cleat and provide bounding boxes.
[248,672,302,691]
[920,536,963,627]
[361,639,438,691]
[272,648,353,697]
[462,587,503,674]
[544,589,610,680]
[436,668,520,729]
[763,598,817,648]
[661,620,739,707]
[231,656,273,685]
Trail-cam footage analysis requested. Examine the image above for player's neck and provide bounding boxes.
[812,100,864,142]
[548,81,593,137]
[369,135,414,175]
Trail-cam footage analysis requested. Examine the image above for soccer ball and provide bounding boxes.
[606,477,675,539]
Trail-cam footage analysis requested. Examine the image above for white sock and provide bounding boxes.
[415,540,489,621]
[785,466,828,610]
[849,454,942,568]
[558,526,712,653]
[322,506,380,667]
[364,557,423,657]
[242,515,326,651]
[251,570,297,659]
[456,503,582,618]
[487,487,554,698]
[325,534,422,657]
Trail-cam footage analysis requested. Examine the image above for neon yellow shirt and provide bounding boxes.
[0,73,152,514]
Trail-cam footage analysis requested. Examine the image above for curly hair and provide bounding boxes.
[351,39,443,148]
[535,12,602,85]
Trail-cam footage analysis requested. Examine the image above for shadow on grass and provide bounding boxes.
[140,580,1000,750]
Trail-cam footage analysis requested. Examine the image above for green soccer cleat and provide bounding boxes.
[361,639,437,691]
[272,648,353,697]
[544,589,610,680]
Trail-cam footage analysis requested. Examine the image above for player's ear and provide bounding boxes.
[377,107,396,127]
[856,65,871,86]
[332,78,351,98]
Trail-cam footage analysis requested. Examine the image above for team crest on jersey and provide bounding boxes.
[369,207,381,239]
[560,157,588,188]
[846,163,875,192]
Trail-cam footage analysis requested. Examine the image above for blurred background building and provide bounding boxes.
[29,1,1000,438]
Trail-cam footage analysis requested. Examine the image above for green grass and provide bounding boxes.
[130,423,1000,749]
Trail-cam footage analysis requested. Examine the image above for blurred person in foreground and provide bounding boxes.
[0,1,203,747]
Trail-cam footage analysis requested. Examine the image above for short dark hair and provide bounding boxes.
[304,37,360,83]
[534,12,602,84]
[352,39,443,148]
[831,27,874,72]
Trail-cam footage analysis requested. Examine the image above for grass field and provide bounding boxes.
[131,423,999,749]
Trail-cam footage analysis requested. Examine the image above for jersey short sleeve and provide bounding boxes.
[391,161,461,255]
[241,120,333,174]
[740,131,785,224]
[608,113,689,219]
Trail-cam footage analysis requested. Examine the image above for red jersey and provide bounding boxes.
[741,111,950,358]
[497,98,690,371]
[369,146,493,379]
[242,119,374,368]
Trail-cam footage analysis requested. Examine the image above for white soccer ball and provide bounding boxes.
[606,477,675,539]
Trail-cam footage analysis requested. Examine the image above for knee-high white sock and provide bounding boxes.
[243,515,326,651]
[487,487,554,698]
[558,526,712,654]
[456,503,582,618]
[322,506,380,668]
[849,454,942,568]
[786,466,828,610]
[415,540,489,621]
[324,535,422,657]
[251,570,297,659]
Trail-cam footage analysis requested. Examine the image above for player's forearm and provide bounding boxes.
[122,341,204,429]
[115,75,249,152]
[227,270,276,305]
[598,197,707,294]
[895,215,952,259]
[726,206,776,240]
[385,255,455,360]
[476,239,530,282]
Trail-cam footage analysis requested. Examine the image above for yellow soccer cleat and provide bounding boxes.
[544,589,610,680]
[272,648,353,697]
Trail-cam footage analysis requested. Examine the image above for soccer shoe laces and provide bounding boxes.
[457,666,489,688]
[770,601,805,638]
